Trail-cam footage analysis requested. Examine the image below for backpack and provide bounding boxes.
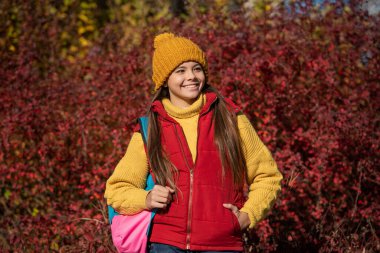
[107,116,156,253]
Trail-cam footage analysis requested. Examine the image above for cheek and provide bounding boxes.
[167,75,181,87]
[197,72,206,82]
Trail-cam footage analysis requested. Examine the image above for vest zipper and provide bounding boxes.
[186,169,193,250]
[173,124,194,250]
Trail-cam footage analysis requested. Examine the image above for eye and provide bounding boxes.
[175,69,185,73]
[194,66,203,72]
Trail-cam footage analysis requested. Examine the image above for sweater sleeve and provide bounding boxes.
[237,114,283,229]
[104,132,150,215]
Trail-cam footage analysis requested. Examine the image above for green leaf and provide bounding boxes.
[4,189,11,200]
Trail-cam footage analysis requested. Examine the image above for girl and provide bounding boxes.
[105,33,283,253]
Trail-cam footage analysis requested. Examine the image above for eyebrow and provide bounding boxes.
[176,64,201,69]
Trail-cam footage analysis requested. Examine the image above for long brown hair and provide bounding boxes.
[147,85,246,190]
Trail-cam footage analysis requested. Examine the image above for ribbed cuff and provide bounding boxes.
[240,207,258,229]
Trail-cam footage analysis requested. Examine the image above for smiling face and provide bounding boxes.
[166,61,206,108]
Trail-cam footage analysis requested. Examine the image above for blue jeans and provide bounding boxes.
[149,243,241,253]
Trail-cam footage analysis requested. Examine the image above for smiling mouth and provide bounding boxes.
[182,83,199,88]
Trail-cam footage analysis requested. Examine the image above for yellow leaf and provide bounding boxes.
[64,0,73,6]
[79,37,90,47]
[215,0,227,8]
[81,2,96,9]
[61,31,69,40]
[32,208,39,217]
[7,26,14,37]
[49,6,57,15]
[67,55,76,63]
[153,6,170,21]
[86,25,95,32]
[50,241,59,251]
[121,3,131,14]
[78,13,89,23]
[344,6,351,13]
[60,48,67,58]
[9,45,16,52]
[78,26,86,35]
[58,12,67,19]
[78,50,86,58]
[69,45,78,52]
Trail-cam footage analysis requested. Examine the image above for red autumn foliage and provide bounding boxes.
[0,1,379,252]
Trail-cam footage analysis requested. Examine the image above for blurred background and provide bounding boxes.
[0,0,379,252]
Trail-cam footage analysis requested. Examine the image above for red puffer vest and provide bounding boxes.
[148,91,246,251]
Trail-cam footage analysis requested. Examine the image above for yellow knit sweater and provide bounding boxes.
[104,94,282,229]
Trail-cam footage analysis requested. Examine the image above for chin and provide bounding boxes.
[186,92,201,99]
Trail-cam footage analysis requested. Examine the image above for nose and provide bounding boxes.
[186,70,196,80]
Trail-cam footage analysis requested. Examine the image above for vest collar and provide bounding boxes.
[151,91,218,122]
[162,93,205,119]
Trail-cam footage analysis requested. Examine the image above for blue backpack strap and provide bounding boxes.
[107,206,118,224]
[108,116,153,224]
[138,116,155,191]
[138,116,157,235]
[138,116,149,145]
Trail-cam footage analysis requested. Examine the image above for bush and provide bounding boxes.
[0,0,379,252]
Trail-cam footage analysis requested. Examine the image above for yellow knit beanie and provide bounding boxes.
[152,33,208,92]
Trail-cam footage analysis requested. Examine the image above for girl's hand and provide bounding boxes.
[223,203,250,230]
[146,185,175,210]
